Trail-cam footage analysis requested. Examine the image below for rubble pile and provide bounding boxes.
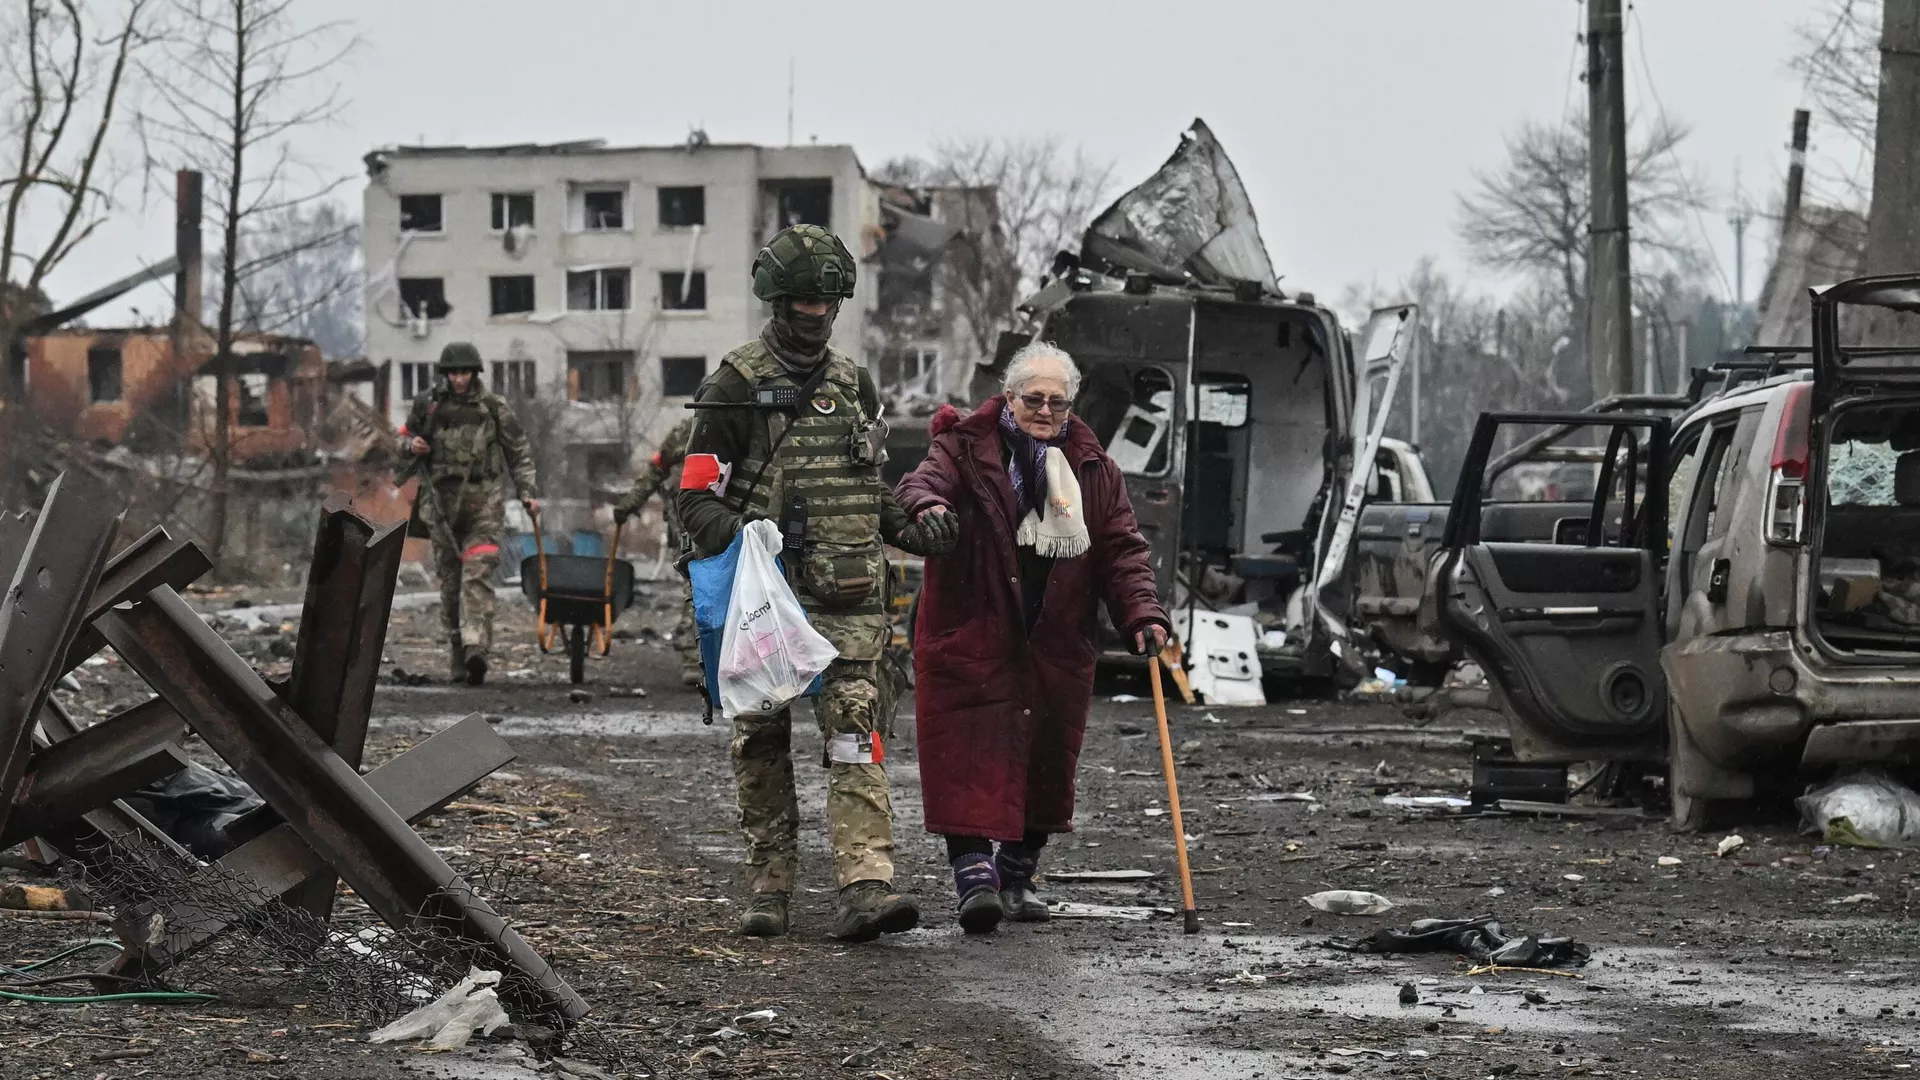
[0,477,616,1062]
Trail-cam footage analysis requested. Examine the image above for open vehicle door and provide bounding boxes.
[1436,411,1670,762]
[1312,303,1419,644]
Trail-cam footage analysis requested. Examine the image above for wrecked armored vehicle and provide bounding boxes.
[970,120,1427,690]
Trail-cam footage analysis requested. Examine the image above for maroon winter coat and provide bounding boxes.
[895,397,1170,841]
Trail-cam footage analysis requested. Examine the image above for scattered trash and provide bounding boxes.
[1523,989,1549,1005]
[1304,890,1395,916]
[1110,694,1142,703]
[1384,795,1472,812]
[1215,969,1268,985]
[567,688,593,704]
[1656,856,1682,867]
[1143,808,1167,817]
[1286,707,1308,715]
[1245,791,1318,803]
[1493,800,1648,819]
[1829,892,1879,906]
[1717,835,1746,858]
[1047,870,1158,882]
[1398,982,1419,1005]
[1797,771,1920,848]
[368,968,511,1050]
[1484,886,1507,898]
[1327,915,1591,968]
[1221,921,1254,928]
[1562,874,1585,882]
[732,1008,780,1027]
[1047,902,1172,921]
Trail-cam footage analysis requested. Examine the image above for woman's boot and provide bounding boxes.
[996,843,1050,922]
[951,852,1002,934]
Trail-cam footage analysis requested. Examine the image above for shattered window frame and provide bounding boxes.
[489,192,535,232]
[488,275,536,316]
[397,277,451,321]
[567,350,634,403]
[491,360,538,399]
[580,187,626,231]
[86,343,123,403]
[236,372,271,428]
[659,271,707,311]
[398,193,444,234]
[658,186,706,228]
[399,362,435,401]
[566,267,632,312]
[660,355,706,397]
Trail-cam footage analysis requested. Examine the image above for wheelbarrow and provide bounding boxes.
[520,514,636,684]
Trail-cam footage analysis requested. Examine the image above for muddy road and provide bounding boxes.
[9,586,1920,1079]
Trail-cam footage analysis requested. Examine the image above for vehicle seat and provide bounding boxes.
[1896,451,1920,506]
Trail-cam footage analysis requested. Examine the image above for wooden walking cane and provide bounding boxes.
[1149,655,1201,934]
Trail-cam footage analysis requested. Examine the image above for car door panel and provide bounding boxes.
[1437,411,1670,762]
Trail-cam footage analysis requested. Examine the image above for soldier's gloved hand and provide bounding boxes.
[894,507,960,557]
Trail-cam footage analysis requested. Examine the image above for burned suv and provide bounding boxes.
[1430,273,1920,828]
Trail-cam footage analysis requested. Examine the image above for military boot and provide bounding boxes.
[447,634,466,682]
[827,880,919,943]
[737,892,790,938]
[464,645,489,686]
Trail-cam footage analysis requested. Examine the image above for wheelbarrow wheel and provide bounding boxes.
[568,624,587,685]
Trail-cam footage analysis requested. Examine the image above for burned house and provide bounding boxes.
[866,182,1002,411]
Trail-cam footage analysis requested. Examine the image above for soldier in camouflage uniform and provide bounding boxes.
[613,418,701,687]
[401,342,542,686]
[678,224,954,942]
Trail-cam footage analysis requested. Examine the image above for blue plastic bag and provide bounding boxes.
[687,528,823,709]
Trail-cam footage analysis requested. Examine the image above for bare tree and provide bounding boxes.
[231,199,361,357]
[0,0,155,368]
[1791,0,1882,200]
[1457,114,1708,341]
[139,0,354,560]
[878,136,1114,363]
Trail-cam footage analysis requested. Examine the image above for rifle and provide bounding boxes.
[402,390,462,554]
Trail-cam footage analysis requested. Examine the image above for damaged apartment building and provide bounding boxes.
[361,136,883,500]
[360,135,1002,510]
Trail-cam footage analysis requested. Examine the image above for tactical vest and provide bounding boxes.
[427,392,506,486]
[721,343,890,654]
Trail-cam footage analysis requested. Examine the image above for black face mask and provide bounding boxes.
[773,299,838,353]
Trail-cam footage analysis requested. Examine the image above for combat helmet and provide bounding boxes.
[752,224,857,302]
[437,342,483,371]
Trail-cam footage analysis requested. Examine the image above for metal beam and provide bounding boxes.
[4,698,188,847]
[94,588,587,1023]
[125,714,515,971]
[60,527,212,675]
[0,474,121,840]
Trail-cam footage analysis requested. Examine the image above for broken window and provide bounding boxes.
[87,344,123,403]
[1092,367,1175,476]
[660,355,706,397]
[399,362,435,401]
[237,372,271,427]
[491,360,538,399]
[398,194,443,233]
[398,278,450,320]
[489,275,536,316]
[490,192,534,231]
[567,350,633,403]
[581,188,625,230]
[567,267,631,311]
[772,180,832,230]
[660,271,706,311]
[659,186,705,227]
[879,344,939,392]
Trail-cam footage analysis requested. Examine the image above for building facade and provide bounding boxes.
[361,138,881,493]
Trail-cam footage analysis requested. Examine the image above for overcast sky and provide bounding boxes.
[51,0,1847,328]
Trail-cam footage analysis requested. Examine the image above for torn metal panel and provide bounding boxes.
[1081,118,1277,289]
[95,589,586,1023]
[0,473,121,840]
[121,714,515,973]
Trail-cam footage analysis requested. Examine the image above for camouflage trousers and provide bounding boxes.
[730,657,895,893]
[423,480,504,654]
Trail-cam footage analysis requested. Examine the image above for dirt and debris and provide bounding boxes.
[10,585,1920,1078]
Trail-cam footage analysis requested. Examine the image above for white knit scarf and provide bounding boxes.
[1014,446,1090,558]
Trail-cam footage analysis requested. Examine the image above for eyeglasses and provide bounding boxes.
[1015,392,1072,414]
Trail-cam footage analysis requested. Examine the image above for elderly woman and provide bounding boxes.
[896,342,1170,933]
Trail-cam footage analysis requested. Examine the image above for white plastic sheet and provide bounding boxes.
[367,967,510,1049]
[718,520,838,719]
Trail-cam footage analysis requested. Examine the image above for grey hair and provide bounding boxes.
[1002,340,1082,399]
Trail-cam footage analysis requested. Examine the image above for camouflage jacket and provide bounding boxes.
[614,417,694,519]
[401,386,540,499]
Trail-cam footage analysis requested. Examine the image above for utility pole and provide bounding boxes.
[1863,0,1920,279]
[1784,108,1810,228]
[1586,0,1633,402]
[1727,165,1752,309]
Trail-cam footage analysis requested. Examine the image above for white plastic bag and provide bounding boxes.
[367,967,510,1049]
[718,519,838,719]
